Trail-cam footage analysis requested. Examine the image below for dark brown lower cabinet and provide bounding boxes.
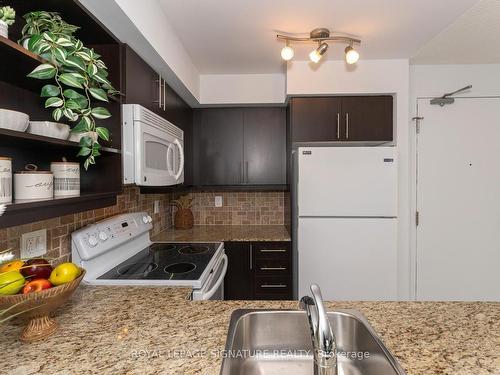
[224,241,292,300]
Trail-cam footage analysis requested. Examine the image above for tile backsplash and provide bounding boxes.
[0,186,172,265]
[0,188,288,265]
[188,191,285,225]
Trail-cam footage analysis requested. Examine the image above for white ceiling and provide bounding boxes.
[412,0,500,64]
[158,0,479,74]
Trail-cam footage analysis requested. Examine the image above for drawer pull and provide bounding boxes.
[260,284,287,288]
[259,249,287,253]
[260,267,286,271]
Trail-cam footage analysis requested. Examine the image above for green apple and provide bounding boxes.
[0,271,25,295]
[49,263,81,286]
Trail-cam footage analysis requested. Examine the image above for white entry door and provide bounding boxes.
[416,97,500,301]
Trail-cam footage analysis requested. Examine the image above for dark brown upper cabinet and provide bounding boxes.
[291,97,342,142]
[121,45,158,113]
[243,108,286,185]
[193,107,286,187]
[290,96,393,142]
[194,108,244,185]
[340,96,393,141]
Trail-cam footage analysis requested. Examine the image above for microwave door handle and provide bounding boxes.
[174,138,184,181]
[166,142,175,176]
[200,254,227,300]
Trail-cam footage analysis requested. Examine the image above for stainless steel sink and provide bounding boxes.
[220,309,406,375]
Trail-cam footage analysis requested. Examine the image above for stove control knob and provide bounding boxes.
[87,235,98,247]
[147,215,153,223]
[98,231,108,241]
[142,216,149,224]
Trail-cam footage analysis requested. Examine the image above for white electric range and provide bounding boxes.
[71,212,227,300]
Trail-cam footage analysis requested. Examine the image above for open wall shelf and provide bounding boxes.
[0,0,124,229]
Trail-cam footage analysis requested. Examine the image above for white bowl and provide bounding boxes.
[28,121,70,140]
[68,131,98,143]
[0,109,30,132]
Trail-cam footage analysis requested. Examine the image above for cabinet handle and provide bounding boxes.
[345,112,350,139]
[259,249,287,253]
[336,113,340,139]
[260,267,286,271]
[240,161,244,183]
[163,76,166,110]
[260,284,287,288]
[245,161,249,183]
[249,244,253,270]
[154,75,161,107]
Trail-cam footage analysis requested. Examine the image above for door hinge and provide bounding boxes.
[416,211,420,226]
[412,116,423,134]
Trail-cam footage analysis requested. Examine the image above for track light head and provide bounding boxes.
[309,42,328,63]
[345,45,359,64]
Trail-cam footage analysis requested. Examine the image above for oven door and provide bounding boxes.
[134,121,184,186]
[192,254,228,300]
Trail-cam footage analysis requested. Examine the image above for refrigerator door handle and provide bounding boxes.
[345,113,350,139]
[336,113,340,139]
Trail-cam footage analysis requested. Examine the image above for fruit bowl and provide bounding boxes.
[0,269,85,342]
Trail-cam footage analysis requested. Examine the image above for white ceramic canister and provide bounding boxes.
[0,157,12,203]
[50,161,80,197]
[14,164,54,201]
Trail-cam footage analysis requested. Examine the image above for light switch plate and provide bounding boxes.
[21,229,47,259]
[215,196,223,207]
[154,200,160,214]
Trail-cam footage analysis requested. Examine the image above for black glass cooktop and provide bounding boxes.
[97,243,220,281]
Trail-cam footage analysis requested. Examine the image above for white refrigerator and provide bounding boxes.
[297,146,398,301]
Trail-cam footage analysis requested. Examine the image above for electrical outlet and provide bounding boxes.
[215,196,223,207]
[21,229,47,259]
[154,200,161,214]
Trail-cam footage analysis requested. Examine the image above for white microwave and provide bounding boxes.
[122,104,184,186]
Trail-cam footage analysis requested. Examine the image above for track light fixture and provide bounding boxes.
[277,27,361,64]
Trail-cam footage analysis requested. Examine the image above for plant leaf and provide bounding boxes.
[71,116,91,133]
[89,88,108,102]
[87,63,98,77]
[63,108,78,121]
[77,146,91,156]
[52,108,63,121]
[45,97,63,108]
[27,34,42,52]
[79,136,93,148]
[52,46,67,62]
[96,127,109,141]
[65,99,80,110]
[91,107,111,120]
[56,37,74,47]
[27,63,56,79]
[83,158,90,170]
[65,55,86,71]
[40,84,60,97]
[63,89,84,99]
[42,31,56,43]
[59,73,84,89]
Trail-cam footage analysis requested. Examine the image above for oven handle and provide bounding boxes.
[174,139,184,181]
[200,254,227,300]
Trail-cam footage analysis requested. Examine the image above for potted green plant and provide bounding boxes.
[20,11,118,169]
[0,6,15,38]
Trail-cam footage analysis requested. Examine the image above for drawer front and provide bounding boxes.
[255,258,291,276]
[253,241,291,258]
[254,275,292,299]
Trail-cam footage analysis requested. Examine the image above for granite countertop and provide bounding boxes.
[1,286,499,375]
[152,225,291,242]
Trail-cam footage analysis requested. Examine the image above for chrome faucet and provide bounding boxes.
[300,284,337,375]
